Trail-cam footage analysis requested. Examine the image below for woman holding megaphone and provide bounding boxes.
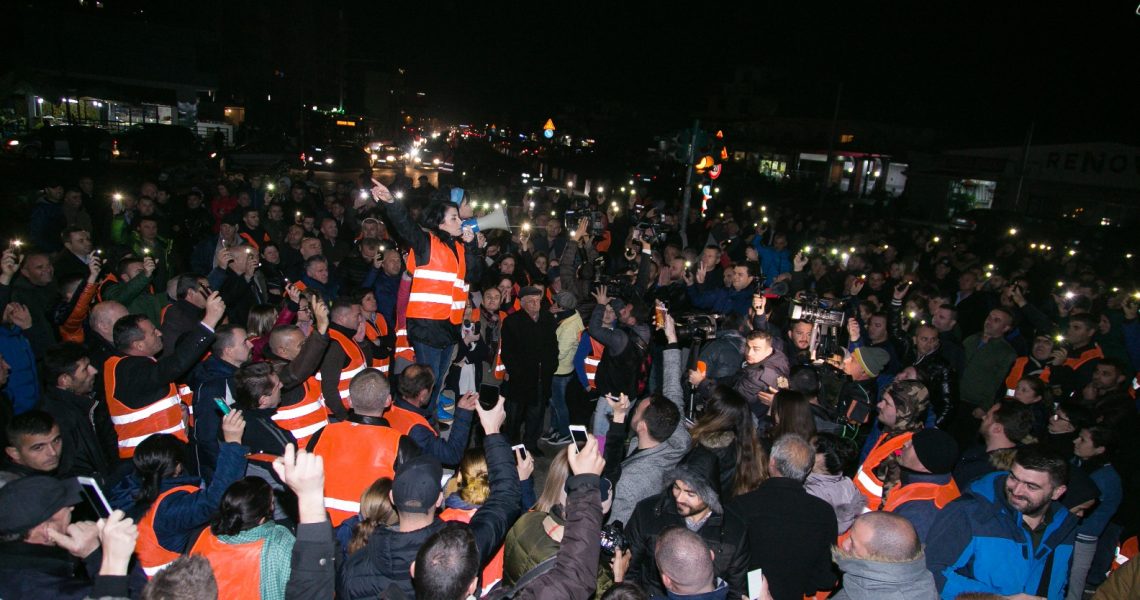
[372,179,485,425]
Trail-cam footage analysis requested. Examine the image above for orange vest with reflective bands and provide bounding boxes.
[384,404,435,436]
[311,421,402,525]
[406,237,468,324]
[1113,536,1138,571]
[440,506,505,591]
[1004,357,1051,397]
[364,315,391,373]
[394,326,415,364]
[104,356,188,458]
[95,274,118,302]
[583,337,605,391]
[882,479,960,513]
[271,378,328,450]
[491,310,508,380]
[189,529,264,600]
[1063,345,1104,371]
[854,431,913,508]
[136,485,198,577]
[315,329,367,413]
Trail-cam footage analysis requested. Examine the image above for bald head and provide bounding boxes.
[655,527,715,595]
[90,302,128,342]
[348,368,391,416]
[846,512,922,562]
[268,325,304,361]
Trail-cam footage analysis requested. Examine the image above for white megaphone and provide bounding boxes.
[462,206,511,233]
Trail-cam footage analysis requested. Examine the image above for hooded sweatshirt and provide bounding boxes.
[832,552,938,600]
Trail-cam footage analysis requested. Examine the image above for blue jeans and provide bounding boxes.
[412,341,457,423]
[549,374,573,437]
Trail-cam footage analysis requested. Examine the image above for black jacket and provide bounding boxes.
[317,323,372,420]
[625,491,750,599]
[500,309,559,384]
[158,299,204,357]
[39,386,118,481]
[729,478,838,600]
[338,434,522,599]
[108,322,213,410]
[910,350,957,428]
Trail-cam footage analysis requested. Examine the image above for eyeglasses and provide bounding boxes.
[297,306,311,313]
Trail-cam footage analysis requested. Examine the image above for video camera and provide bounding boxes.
[789,295,846,327]
[674,313,718,345]
[564,197,605,237]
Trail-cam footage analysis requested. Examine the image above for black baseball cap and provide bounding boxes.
[0,476,83,535]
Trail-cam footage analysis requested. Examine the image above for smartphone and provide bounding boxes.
[214,397,231,415]
[511,443,528,460]
[77,476,113,519]
[569,425,589,452]
[747,568,765,600]
[654,301,667,328]
[478,383,500,411]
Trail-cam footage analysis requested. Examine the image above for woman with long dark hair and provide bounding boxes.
[766,390,818,449]
[376,185,484,423]
[112,411,248,577]
[684,385,768,497]
[189,477,296,600]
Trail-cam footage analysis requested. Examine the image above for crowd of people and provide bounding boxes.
[1,167,1139,600]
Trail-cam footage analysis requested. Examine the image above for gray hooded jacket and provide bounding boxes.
[832,552,938,600]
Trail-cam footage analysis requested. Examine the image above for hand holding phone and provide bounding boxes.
[78,477,113,519]
[478,384,500,411]
[568,425,589,453]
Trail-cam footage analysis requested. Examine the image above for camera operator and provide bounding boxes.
[689,329,789,420]
[690,313,748,382]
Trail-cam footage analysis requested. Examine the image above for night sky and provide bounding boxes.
[358,0,1138,144]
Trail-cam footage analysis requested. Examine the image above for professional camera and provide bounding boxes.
[788,295,846,327]
[564,197,605,237]
[674,313,718,345]
[600,521,630,556]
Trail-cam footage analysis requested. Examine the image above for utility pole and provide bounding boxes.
[680,118,700,227]
[1013,121,1035,214]
[818,82,843,206]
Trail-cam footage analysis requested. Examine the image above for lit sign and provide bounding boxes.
[336,120,356,127]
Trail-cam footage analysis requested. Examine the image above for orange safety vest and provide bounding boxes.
[136,484,198,576]
[363,315,391,374]
[491,309,508,380]
[1113,536,1138,571]
[315,329,367,412]
[95,274,118,302]
[104,356,188,458]
[394,326,415,364]
[406,236,467,324]
[881,479,960,513]
[583,337,605,391]
[271,378,329,450]
[1063,345,1105,371]
[440,505,504,592]
[189,529,264,600]
[385,404,435,436]
[1004,357,1051,397]
[239,231,270,252]
[854,431,914,508]
[311,421,402,526]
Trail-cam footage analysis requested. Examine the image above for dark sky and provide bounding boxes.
[349,0,1138,144]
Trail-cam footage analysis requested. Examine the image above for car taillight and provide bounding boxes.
[300,152,306,161]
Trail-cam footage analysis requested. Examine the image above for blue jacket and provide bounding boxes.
[361,267,401,330]
[686,281,757,317]
[0,324,40,413]
[925,471,1077,600]
[750,237,792,287]
[110,442,248,554]
[187,355,239,474]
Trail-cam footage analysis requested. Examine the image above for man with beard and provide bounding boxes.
[926,445,1077,600]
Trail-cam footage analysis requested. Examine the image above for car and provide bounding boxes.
[113,124,201,163]
[2,126,113,161]
[220,137,299,173]
[369,143,406,168]
[410,146,443,170]
[299,144,372,172]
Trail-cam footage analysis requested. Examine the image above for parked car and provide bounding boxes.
[219,137,300,173]
[298,144,371,172]
[2,126,113,161]
[113,124,201,163]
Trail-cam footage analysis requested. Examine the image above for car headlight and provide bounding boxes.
[433,158,441,165]
[386,155,396,162]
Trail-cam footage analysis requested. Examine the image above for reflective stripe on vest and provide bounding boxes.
[104,355,187,458]
[854,431,913,506]
[405,235,467,324]
[190,529,264,600]
[394,328,415,363]
[272,378,328,450]
[137,484,198,576]
[881,479,960,513]
[364,317,391,373]
[314,329,367,406]
[583,339,605,389]
[311,421,402,526]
